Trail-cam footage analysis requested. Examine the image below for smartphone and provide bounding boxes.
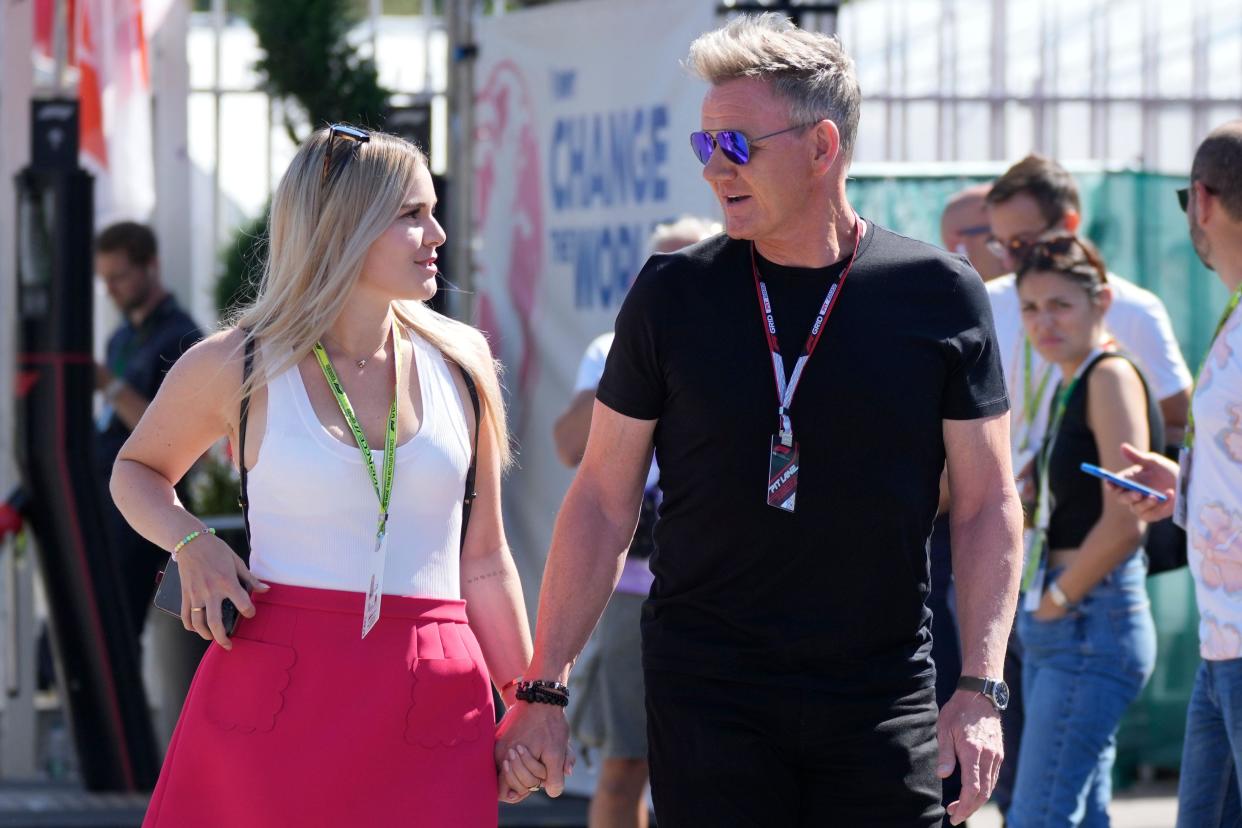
[152,559,240,636]
[1079,462,1170,503]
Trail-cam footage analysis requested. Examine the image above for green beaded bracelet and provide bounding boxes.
[172,527,216,559]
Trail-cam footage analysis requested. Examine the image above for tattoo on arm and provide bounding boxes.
[465,568,506,585]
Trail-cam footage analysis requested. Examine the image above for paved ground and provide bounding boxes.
[970,781,1178,828]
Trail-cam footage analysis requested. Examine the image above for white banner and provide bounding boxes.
[473,0,720,593]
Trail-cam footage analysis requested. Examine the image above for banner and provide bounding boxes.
[473,0,719,587]
[74,0,155,224]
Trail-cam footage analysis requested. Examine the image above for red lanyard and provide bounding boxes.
[750,215,863,444]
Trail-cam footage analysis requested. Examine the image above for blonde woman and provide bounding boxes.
[113,125,541,826]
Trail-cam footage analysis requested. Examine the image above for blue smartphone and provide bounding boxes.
[1080,462,1170,503]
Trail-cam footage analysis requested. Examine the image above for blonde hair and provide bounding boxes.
[686,12,861,162]
[230,126,511,466]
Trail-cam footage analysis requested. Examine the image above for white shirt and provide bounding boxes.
[575,332,658,595]
[987,271,1192,472]
[1186,303,1242,660]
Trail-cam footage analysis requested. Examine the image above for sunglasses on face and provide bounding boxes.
[321,123,371,188]
[1177,181,1218,213]
[689,123,814,166]
[985,221,1058,263]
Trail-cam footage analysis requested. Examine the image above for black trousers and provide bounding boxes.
[646,669,944,828]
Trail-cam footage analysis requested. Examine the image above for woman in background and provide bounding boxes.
[1008,236,1159,827]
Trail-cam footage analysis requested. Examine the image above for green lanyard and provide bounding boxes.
[1018,337,1056,453]
[1021,360,1091,591]
[312,334,400,537]
[1185,285,1242,449]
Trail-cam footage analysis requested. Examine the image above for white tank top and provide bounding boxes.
[246,327,471,599]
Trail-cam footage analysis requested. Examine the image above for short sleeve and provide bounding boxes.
[572,333,615,394]
[1111,287,1193,401]
[943,262,1011,420]
[595,259,667,421]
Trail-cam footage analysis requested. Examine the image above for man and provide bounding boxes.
[553,216,719,828]
[942,184,1006,280]
[985,154,1193,463]
[1113,121,1242,828]
[94,222,202,637]
[497,14,1022,827]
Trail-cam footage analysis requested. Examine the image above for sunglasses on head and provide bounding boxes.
[1177,181,1218,213]
[321,123,370,188]
[689,123,815,166]
[1017,235,1108,284]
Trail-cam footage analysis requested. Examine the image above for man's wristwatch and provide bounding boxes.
[958,675,1010,712]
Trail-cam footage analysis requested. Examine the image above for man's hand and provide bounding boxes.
[95,362,113,391]
[1108,442,1179,523]
[936,690,1003,825]
[495,701,571,804]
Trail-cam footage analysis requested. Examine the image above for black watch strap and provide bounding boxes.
[957,675,1008,711]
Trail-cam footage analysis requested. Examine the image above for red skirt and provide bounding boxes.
[144,583,497,828]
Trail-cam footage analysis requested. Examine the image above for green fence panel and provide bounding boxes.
[846,168,1229,780]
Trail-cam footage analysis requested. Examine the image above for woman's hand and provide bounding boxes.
[1030,587,1070,622]
[497,740,575,804]
[177,534,268,649]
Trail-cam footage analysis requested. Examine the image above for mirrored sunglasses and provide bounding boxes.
[689,123,813,166]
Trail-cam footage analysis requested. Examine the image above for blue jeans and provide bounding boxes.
[1008,554,1157,827]
[1177,658,1242,827]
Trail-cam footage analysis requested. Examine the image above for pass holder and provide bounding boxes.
[767,431,799,513]
[362,513,390,638]
[1174,446,1192,530]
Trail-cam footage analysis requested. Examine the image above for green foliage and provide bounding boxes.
[215,208,269,319]
[250,0,392,138]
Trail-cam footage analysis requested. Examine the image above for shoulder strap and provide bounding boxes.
[457,363,481,556]
[238,333,256,550]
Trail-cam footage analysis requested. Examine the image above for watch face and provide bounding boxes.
[992,681,1010,711]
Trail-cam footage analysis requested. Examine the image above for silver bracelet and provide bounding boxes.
[1047,580,1071,608]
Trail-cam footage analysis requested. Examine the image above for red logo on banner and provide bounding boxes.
[474,61,544,421]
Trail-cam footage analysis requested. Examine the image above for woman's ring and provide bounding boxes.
[190,607,205,613]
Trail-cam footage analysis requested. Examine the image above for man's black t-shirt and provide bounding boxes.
[597,223,1008,690]
[96,294,203,473]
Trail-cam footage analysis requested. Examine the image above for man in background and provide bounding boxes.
[553,215,720,828]
[94,222,203,638]
[1114,120,1242,828]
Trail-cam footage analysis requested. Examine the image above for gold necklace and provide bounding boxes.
[324,329,389,370]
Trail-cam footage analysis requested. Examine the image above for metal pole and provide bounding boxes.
[989,0,1005,159]
[446,0,477,323]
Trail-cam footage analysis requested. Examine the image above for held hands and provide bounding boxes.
[495,701,574,804]
[937,690,1003,826]
[177,533,268,649]
[1107,442,1179,523]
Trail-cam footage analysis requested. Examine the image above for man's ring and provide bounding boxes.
[190,607,205,613]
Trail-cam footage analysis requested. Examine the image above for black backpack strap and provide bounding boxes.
[457,364,481,556]
[238,333,256,550]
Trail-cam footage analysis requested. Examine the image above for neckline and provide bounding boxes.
[290,326,428,460]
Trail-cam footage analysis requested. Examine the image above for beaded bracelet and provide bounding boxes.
[172,527,216,560]
[515,679,570,707]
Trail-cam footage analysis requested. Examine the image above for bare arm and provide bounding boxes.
[457,380,533,709]
[551,389,596,468]
[110,329,264,649]
[938,411,1024,825]
[1158,388,1191,449]
[495,401,655,800]
[1042,360,1151,608]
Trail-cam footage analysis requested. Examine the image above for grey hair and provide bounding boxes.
[648,215,723,255]
[686,12,861,162]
